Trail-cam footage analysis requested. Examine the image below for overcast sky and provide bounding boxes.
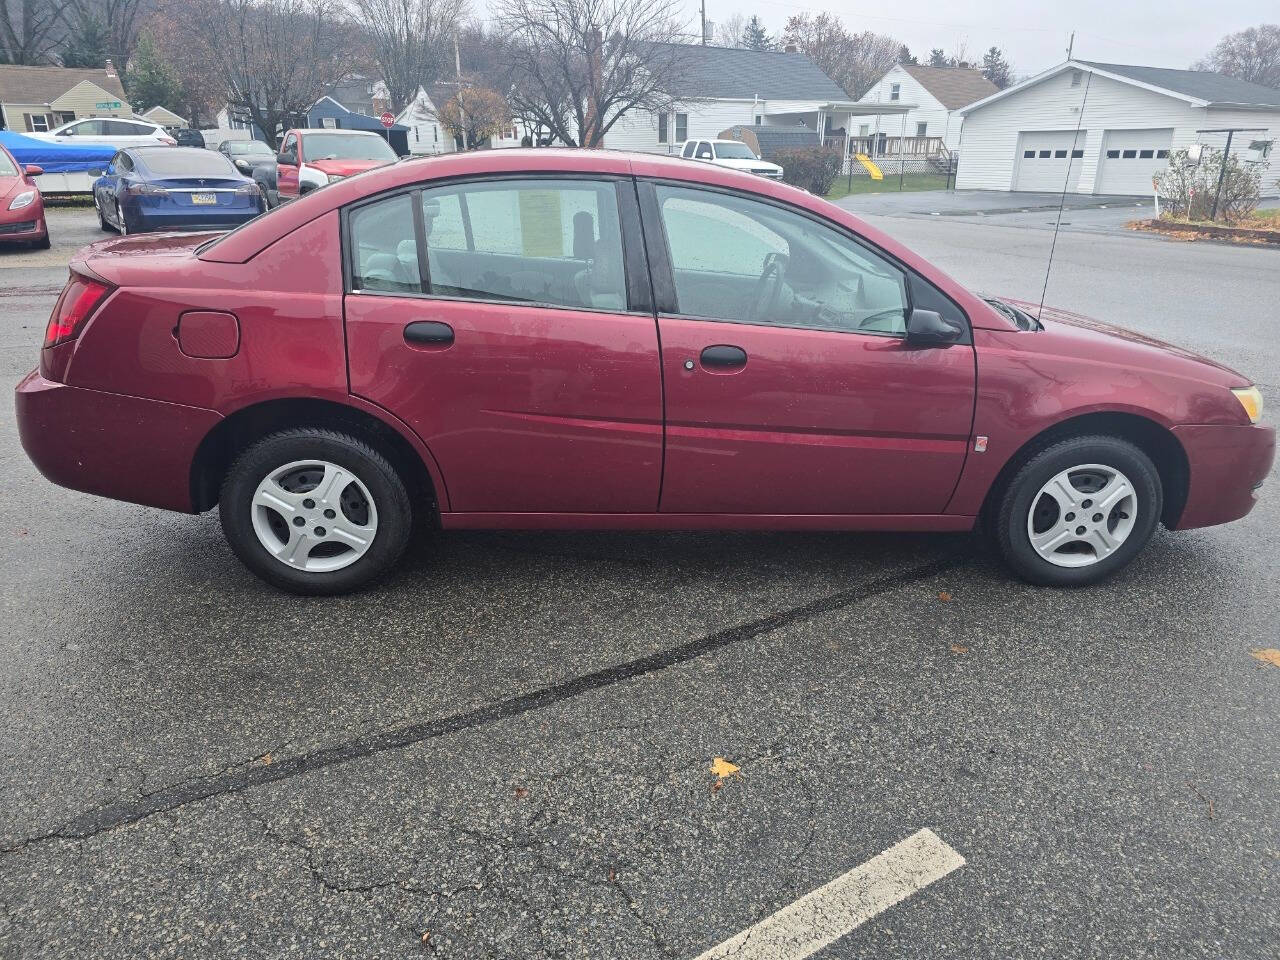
[683,1,1274,77]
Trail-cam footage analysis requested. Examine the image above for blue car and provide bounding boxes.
[93,146,262,235]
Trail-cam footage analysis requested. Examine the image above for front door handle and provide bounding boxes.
[404,320,454,347]
[699,344,748,369]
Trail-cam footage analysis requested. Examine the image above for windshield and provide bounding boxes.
[301,134,397,163]
[714,142,758,160]
[139,149,240,178]
[227,142,274,156]
[0,152,17,177]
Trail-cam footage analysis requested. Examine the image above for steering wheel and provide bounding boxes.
[748,252,788,323]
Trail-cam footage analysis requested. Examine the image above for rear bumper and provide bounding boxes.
[15,369,221,513]
[1171,422,1276,529]
[130,209,259,232]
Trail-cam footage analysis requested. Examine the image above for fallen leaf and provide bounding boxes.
[421,930,430,943]
[513,786,529,799]
[608,868,616,883]
[710,757,740,779]
[1250,648,1280,668]
[259,753,272,766]
[950,643,969,654]
[710,780,723,793]
[938,591,953,602]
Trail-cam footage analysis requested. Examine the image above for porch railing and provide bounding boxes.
[831,135,946,159]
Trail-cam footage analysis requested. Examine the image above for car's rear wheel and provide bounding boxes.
[994,435,1162,586]
[219,429,413,595]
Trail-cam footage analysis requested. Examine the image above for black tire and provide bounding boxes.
[33,233,50,250]
[219,428,414,595]
[994,434,1162,587]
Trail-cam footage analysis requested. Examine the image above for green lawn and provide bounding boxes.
[824,173,951,201]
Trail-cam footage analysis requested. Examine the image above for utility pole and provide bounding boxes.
[1198,127,1266,221]
[701,0,706,45]
[1066,31,1074,60]
[454,35,467,150]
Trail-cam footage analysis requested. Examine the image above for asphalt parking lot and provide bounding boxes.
[1,202,1277,959]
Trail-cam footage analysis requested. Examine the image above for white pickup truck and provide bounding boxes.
[678,139,784,180]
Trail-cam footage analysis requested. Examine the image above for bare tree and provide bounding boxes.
[347,0,467,113]
[1195,24,1280,89]
[494,0,690,148]
[190,0,355,147]
[711,11,743,48]
[65,0,154,78]
[1,0,70,63]
[781,12,901,98]
[437,84,508,146]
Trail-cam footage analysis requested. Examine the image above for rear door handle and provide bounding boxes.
[404,320,454,347]
[699,344,748,369]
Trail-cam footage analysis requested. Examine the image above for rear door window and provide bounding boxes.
[350,194,421,295]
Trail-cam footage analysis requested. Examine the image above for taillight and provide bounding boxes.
[126,181,167,196]
[45,274,111,347]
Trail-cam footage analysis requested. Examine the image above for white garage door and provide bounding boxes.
[1096,129,1173,195]
[1012,131,1086,192]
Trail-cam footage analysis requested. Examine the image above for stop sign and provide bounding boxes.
[380,112,395,128]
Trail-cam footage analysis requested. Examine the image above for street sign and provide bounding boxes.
[380,112,395,128]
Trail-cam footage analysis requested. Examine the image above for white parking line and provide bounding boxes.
[692,829,965,960]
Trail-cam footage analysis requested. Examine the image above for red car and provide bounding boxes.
[0,144,49,249]
[258,128,398,208]
[15,150,1274,594]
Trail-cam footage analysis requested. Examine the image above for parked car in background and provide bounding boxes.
[170,128,206,148]
[218,138,276,178]
[254,129,397,208]
[0,143,48,249]
[15,150,1273,595]
[680,139,784,179]
[29,117,175,149]
[92,146,261,235]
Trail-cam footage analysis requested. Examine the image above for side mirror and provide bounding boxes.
[276,151,295,165]
[905,308,964,346]
[88,168,106,177]
[23,164,43,177]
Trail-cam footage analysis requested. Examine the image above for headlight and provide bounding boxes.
[1231,386,1264,424]
[9,190,35,211]
[326,174,346,184]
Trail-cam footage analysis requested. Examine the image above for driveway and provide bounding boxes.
[1,206,1277,959]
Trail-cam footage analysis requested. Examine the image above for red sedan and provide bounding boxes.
[14,150,1273,594]
[0,144,48,249]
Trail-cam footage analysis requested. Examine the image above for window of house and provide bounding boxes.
[1106,149,1120,158]
[1039,150,1051,158]
[675,113,688,143]
[1071,70,1082,87]
[321,117,338,129]
[1156,148,1168,159]
[1122,149,1137,158]
[1071,149,1084,158]
[859,124,870,137]
[916,122,928,138]
[658,112,668,143]
[890,83,901,101]
[654,184,911,337]
[1139,149,1154,159]
[754,114,762,125]
[1054,149,1067,158]
[1023,150,1036,158]
[56,112,75,125]
[28,114,50,132]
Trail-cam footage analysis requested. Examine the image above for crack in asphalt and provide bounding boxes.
[1,554,961,854]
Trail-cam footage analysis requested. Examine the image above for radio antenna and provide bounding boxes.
[1037,67,1091,320]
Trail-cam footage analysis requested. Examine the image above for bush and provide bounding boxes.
[773,146,842,195]
[1155,147,1261,224]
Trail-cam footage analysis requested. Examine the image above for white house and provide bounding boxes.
[955,60,1280,195]
[600,44,906,158]
[394,86,453,155]
[848,64,997,156]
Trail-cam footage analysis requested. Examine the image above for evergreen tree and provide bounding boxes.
[982,46,1012,88]
[740,15,773,52]
[898,44,916,65]
[62,16,108,68]
[127,33,183,114]
[928,47,947,67]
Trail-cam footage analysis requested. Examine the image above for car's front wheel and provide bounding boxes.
[219,429,413,594]
[994,435,1162,586]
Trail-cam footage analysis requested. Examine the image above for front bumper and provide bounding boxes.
[1171,422,1276,529]
[0,210,46,242]
[16,369,222,513]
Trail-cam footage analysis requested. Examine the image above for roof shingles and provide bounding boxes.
[1080,61,1280,108]
[658,44,849,102]
[900,65,999,110]
[0,64,128,106]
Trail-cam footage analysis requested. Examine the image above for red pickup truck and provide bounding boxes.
[255,128,398,208]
